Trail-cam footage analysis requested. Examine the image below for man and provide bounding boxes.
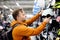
[11,9,50,40]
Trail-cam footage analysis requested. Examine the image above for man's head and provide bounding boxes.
[12,9,26,22]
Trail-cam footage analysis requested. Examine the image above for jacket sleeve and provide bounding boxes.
[18,21,47,36]
[25,13,41,25]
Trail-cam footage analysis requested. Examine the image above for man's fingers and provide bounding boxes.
[48,17,51,19]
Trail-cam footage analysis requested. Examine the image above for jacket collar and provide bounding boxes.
[11,20,27,27]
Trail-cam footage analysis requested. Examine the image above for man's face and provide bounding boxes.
[17,10,26,21]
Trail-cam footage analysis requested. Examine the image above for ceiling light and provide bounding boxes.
[16,2,20,6]
[3,5,8,8]
[10,9,13,11]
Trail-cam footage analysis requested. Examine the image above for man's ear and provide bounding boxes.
[16,16,18,20]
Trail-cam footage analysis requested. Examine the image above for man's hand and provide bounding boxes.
[43,17,51,23]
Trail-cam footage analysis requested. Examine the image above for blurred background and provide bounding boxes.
[0,0,60,40]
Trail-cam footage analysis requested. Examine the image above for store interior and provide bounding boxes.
[0,0,60,40]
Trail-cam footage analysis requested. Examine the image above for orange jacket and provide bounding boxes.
[11,13,47,40]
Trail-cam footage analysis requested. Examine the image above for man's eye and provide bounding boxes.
[23,14,24,15]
